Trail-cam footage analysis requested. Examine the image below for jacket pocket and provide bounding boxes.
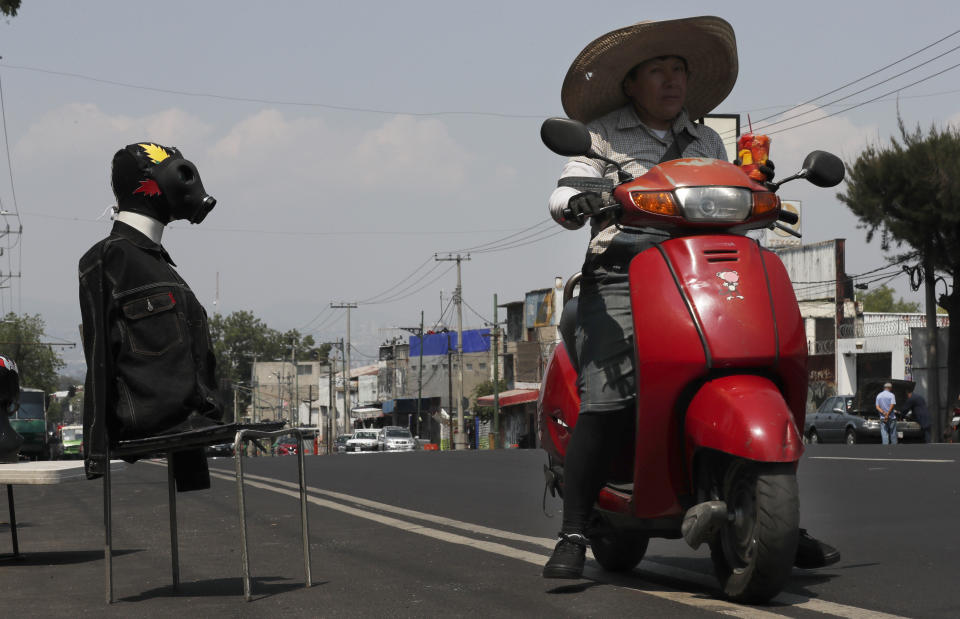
[121,291,183,356]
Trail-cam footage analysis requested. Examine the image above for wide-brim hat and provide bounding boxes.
[561,16,738,124]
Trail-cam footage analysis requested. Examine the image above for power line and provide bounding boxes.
[365,263,456,306]
[0,63,543,119]
[717,29,960,139]
[358,256,437,304]
[462,298,492,325]
[763,61,960,137]
[732,42,960,139]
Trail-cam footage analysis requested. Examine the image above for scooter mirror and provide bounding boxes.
[541,117,592,157]
[801,150,845,188]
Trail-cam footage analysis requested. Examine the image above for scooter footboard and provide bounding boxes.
[685,375,804,463]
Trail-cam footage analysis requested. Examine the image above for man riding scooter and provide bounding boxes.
[542,15,839,579]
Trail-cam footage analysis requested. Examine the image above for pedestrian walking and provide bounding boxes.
[875,382,897,445]
[901,388,931,443]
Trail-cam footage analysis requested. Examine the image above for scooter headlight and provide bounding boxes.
[675,187,753,222]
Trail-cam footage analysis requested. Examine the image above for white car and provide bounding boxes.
[378,427,417,452]
[345,429,380,452]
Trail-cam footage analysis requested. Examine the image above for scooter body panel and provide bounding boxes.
[538,341,580,461]
[685,374,805,463]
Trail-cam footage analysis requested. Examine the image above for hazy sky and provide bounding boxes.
[1,1,958,374]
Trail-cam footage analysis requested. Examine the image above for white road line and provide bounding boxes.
[809,457,954,463]
[200,466,910,619]
[208,469,785,619]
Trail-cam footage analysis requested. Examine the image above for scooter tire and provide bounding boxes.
[590,529,649,573]
[709,460,799,603]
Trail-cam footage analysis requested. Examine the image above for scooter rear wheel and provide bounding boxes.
[589,514,649,572]
[708,460,799,603]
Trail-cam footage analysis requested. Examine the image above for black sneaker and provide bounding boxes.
[794,529,840,569]
[543,532,588,579]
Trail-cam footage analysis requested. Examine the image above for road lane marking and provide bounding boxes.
[809,457,954,463]
[199,466,910,618]
[208,469,785,619]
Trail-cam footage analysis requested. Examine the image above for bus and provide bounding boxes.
[60,424,83,459]
[10,388,49,460]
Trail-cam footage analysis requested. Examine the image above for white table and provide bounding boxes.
[1,460,124,559]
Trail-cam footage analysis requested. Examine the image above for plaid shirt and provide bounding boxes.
[549,105,728,255]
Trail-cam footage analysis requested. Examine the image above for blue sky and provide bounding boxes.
[1,1,959,373]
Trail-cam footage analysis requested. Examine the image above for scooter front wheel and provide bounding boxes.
[709,460,799,603]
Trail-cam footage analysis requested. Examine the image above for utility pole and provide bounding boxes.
[399,311,426,438]
[492,293,500,450]
[435,253,470,450]
[447,350,454,450]
[331,303,358,433]
[292,338,299,426]
[924,252,942,439]
[327,362,335,451]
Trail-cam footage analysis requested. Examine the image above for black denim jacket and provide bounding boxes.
[79,221,222,477]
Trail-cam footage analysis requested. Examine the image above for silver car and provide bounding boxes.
[378,427,417,452]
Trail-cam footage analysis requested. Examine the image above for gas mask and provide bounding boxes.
[111,142,217,225]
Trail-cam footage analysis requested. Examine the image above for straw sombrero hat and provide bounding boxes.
[561,16,738,124]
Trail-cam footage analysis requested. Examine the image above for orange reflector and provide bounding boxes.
[630,191,679,216]
[752,192,779,215]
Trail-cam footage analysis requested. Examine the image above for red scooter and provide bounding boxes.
[538,118,845,603]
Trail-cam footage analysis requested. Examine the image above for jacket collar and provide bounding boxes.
[110,221,177,266]
[616,105,702,141]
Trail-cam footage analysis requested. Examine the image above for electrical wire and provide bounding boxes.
[0,63,543,119]
[462,298,492,325]
[716,29,960,139]
[358,255,435,304]
[765,61,960,137]
[445,218,554,253]
[470,228,566,254]
[725,43,960,139]
[364,263,456,306]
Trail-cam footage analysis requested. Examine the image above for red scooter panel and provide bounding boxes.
[685,375,804,463]
[538,341,580,461]
[630,247,709,518]
[659,236,778,368]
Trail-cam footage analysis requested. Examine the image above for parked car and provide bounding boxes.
[345,429,380,453]
[274,437,300,456]
[805,379,923,444]
[205,442,234,458]
[334,433,352,453]
[378,426,417,452]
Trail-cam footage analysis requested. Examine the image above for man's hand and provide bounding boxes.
[565,191,604,225]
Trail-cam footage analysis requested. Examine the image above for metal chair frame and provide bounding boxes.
[102,425,312,603]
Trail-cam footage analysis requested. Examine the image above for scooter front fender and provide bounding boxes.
[685,375,804,463]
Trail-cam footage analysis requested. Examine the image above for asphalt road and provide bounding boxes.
[3,444,959,617]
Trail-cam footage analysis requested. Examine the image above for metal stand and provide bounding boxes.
[3,483,19,560]
[234,427,312,601]
[101,422,312,603]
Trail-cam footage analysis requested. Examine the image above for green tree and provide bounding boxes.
[472,378,507,421]
[860,285,920,313]
[0,312,65,394]
[1,0,21,17]
[837,118,960,435]
[209,311,330,418]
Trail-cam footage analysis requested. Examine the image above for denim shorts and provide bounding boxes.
[575,231,661,415]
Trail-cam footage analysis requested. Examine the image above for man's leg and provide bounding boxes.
[880,421,890,444]
[890,420,898,445]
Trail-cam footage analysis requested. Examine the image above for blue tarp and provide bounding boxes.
[409,329,490,356]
